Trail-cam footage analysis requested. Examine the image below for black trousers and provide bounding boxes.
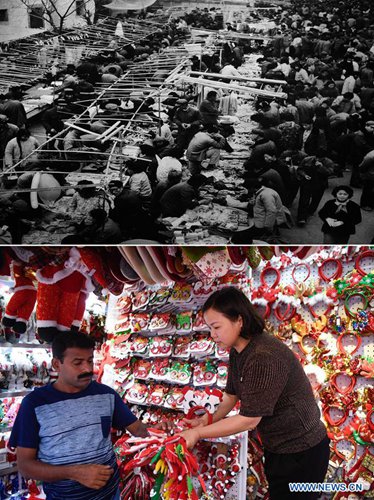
[360,180,374,208]
[297,184,326,221]
[264,437,330,499]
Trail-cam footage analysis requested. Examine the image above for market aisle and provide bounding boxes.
[282,171,374,244]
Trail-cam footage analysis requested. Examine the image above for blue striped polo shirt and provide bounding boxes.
[9,381,137,499]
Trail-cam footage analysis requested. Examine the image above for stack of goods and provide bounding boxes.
[114,430,204,500]
[100,272,250,498]
[100,273,249,410]
[0,349,51,392]
[249,246,374,497]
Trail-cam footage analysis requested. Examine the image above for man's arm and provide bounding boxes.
[17,448,113,490]
[126,419,149,437]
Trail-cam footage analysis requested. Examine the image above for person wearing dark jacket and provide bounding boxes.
[199,91,220,126]
[160,174,207,217]
[172,99,202,149]
[297,155,335,225]
[0,114,18,165]
[0,94,27,128]
[350,120,374,187]
[318,185,361,243]
[358,150,374,211]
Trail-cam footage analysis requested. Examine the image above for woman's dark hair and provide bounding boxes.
[52,330,95,361]
[331,185,354,198]
[202,286,265,338]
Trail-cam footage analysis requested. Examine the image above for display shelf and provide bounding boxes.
[251,247,374,489]
[0,343,51,349]
[0,390,32,398]
[0,464,18,476]
[106,277,251,500]
[0,426,13,433]
[191,432,248,500]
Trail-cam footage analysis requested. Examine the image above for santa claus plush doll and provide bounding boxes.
[2,262,37,334]
[35,248,94,342]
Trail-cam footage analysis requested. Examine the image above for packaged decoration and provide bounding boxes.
[115,295,132,315]
[125,382,149,405]
[131,313,150,333]
[182,387,223,415]
[215,343,230,359]
[146,384,169,406]
[173,336,191,358]
[129,336,149,356]
[149,358,170,381]
[149,337,173,357]
[113,315,131,334]
[193,360,218,386]
[149,288,171,307]
[217,362,229,388]
[175,312,193,334]
[192,310,209,332]
[133,359,152,380]
[132,290,150,311]
[170,283,193,303]
[168,361,192,385]
[164,387,185,410]
[149,313,173,333]
[189,334,215,357]
[192,280,216,300]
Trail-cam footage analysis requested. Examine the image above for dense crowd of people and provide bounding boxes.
[1,0,374,244]
[182,0,374,243]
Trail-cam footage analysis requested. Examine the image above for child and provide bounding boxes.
[318,185,361,244]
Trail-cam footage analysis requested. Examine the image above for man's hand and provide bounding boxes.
[72,464,114,490]
[152,421,177,433]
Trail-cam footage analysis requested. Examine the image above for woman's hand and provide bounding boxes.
[177,429,200,450]
[181,413,209,429]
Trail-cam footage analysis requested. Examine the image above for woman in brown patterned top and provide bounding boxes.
[179,286,330,499]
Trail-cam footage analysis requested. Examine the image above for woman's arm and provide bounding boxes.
[179,414,261,449]
[212,393,238,423]
[183,392,239,428]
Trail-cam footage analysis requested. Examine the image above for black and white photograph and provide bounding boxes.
[0,3,374,498]
[1,0,374,244]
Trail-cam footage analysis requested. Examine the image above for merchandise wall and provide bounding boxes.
[99,246,373,500]
[0,245,372,499]
[103,268,251,500]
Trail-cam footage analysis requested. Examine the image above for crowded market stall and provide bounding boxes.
[2,0,374,244]
[0,245,372,498]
